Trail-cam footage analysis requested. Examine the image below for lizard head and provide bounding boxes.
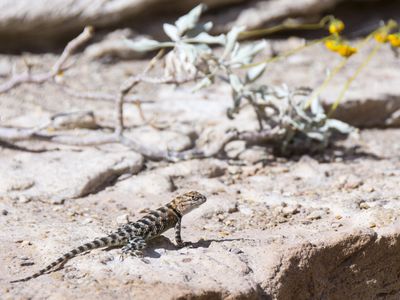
[173,191,207,215]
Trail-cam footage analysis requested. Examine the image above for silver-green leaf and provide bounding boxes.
[229,74,243,93]
[246,63,267,83]
[175,4,205,35]
[325,119,353,133]
[222,26,246,58]
[163,23,180,41]
[124,38,173,52]
[192,76,213,92]
[186,32,226,45]
[230,40,267,66]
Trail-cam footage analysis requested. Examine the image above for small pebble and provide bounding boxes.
[1,209,8,216]
[116,214,130,225]
[116,203,128,210]
[82,218,93,225]
[331,222,343,229]
[369,222,377,228]
[7,179,35,192]
[228,204,239,213]
[18,195,31,203]
[238,206,253,216]
[306,210,324,220]
[229,248,244,255]
[282,206,299,216]
[21,240,32,246]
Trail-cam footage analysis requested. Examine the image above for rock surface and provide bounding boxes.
[0,149,143,204]
[0,0,246,51]
[2,129,400,299]
[1,31,400,299]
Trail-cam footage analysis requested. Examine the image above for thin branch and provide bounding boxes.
[120,127,282,162]
[0,26,94,94]
[60,84,152,105]
[115,49,166,136]
[51,27,94,75]
[0,116,283,162]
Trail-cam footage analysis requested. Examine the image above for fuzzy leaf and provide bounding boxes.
[163,23,180,41]
[246,63,266,83]
[230,40,267,66]
[223,26,246,58]
[325,119,353,133]
[192,76,213,92]
[310,97,324,116]
[201,21,213,32]
[124,38,173,52]
[186,32,226,45]
[229,74,243,93]
[306,131,325,141]
[175,4,205,35]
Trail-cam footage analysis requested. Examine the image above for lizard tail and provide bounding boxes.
[10,235,122,283]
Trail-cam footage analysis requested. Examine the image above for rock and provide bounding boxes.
[20,240,32,247]
[225,140,246,159]
[282,205,300,216]
[126,126,192,152]
[359,202,370,210]
[238,205,253,216]
[291,156,322,180]
[306,209,325,220]
[211,0,346,32]
[238,146,269,164]
[194,178,226,194]
[0,150,143,203]
[338,174,363,190]
[6,179,35,192]
[0,0,247,51]
[158,159,227,179]
[115,173,175,196]
[51,111,98,130]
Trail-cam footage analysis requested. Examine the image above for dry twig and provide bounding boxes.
[0,27,94,94]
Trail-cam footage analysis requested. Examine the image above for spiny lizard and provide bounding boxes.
[11,191,207,283]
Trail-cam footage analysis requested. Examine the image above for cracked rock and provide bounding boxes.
[0,149,143,203]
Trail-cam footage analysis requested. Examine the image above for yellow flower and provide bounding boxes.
[325,39,340,52]
[336,44,357,57]
[374,31,389,43]
[325,39,357,57]
[328,19,345,34]
[388,33,400,47]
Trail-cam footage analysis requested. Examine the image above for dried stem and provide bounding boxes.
[115,49,166,136]
[0,115,282,162]
[0,27,94,94]
[61,84,152,105]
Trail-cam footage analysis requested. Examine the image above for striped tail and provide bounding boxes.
[10,234,123,283]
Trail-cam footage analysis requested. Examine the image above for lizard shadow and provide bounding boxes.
[144,236,244,258]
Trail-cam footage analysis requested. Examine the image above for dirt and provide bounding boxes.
[1,39,400,299]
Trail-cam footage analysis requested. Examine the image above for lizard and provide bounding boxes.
[10,191,207,283]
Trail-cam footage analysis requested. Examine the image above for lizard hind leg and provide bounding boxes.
[120,236,146,260]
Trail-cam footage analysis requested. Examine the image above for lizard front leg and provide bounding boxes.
[121,236,146,258]
[174,218,191,248]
